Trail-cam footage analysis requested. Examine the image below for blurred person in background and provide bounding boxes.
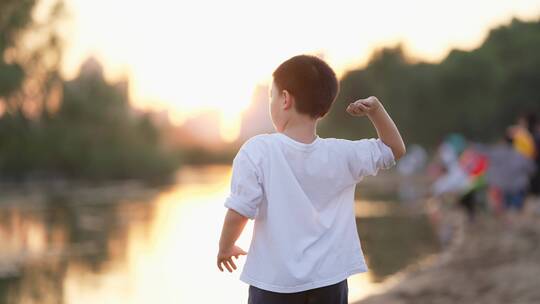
[430,134,470,198]
[457,143,489,222]
[525,112,540,212]
[485,129,536,215]
[508,113,536,160]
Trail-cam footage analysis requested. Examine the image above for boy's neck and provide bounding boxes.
[281,118,318,144]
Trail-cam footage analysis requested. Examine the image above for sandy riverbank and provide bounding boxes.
[354,198,540,304]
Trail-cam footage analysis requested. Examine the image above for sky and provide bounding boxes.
[60,0,540,141]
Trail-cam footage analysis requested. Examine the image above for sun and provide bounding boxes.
[125,50,266,142]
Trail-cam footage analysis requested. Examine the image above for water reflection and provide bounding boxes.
[0,165,437,303]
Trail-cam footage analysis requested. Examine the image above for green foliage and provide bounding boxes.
[0,1,181,182]
[0,65,181,182]
[178,147,237,165]
[320,18,540,148]
[0,0,36,97]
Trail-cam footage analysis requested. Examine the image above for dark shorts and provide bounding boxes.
[248,279,348,304]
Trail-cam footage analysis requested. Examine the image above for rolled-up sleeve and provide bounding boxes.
[348,138,396,181]
[224,149,264,219]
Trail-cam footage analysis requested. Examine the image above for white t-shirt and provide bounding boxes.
[224,132,396,293]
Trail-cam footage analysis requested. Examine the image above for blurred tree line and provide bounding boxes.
[320,18,540,149]
[0,0,180,182]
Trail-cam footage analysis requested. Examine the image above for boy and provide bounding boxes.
[217,54,406,304]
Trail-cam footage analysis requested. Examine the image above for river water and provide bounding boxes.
[0,165,438,303]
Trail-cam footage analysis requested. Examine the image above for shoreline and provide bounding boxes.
[353,197,540,304]
[0,165,232,209]
[351,204,466,303]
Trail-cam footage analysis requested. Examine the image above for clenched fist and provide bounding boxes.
[346,96,382,117]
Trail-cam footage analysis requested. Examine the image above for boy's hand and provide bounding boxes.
[346,96,382,117]
[217,245,247,272]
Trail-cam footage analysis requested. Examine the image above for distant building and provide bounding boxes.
[175,110,223,149]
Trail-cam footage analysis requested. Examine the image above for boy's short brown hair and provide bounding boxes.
[272,54,339,119]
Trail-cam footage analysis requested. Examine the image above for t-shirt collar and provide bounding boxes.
[275,132,321,151]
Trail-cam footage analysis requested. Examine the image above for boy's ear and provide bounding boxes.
[282,90,294,110]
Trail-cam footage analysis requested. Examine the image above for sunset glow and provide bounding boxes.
[61,0,540,141]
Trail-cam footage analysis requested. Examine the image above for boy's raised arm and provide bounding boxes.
[346,96,406,160]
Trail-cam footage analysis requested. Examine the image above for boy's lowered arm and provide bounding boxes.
[346,96,406,160]
[217,209,248,272]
